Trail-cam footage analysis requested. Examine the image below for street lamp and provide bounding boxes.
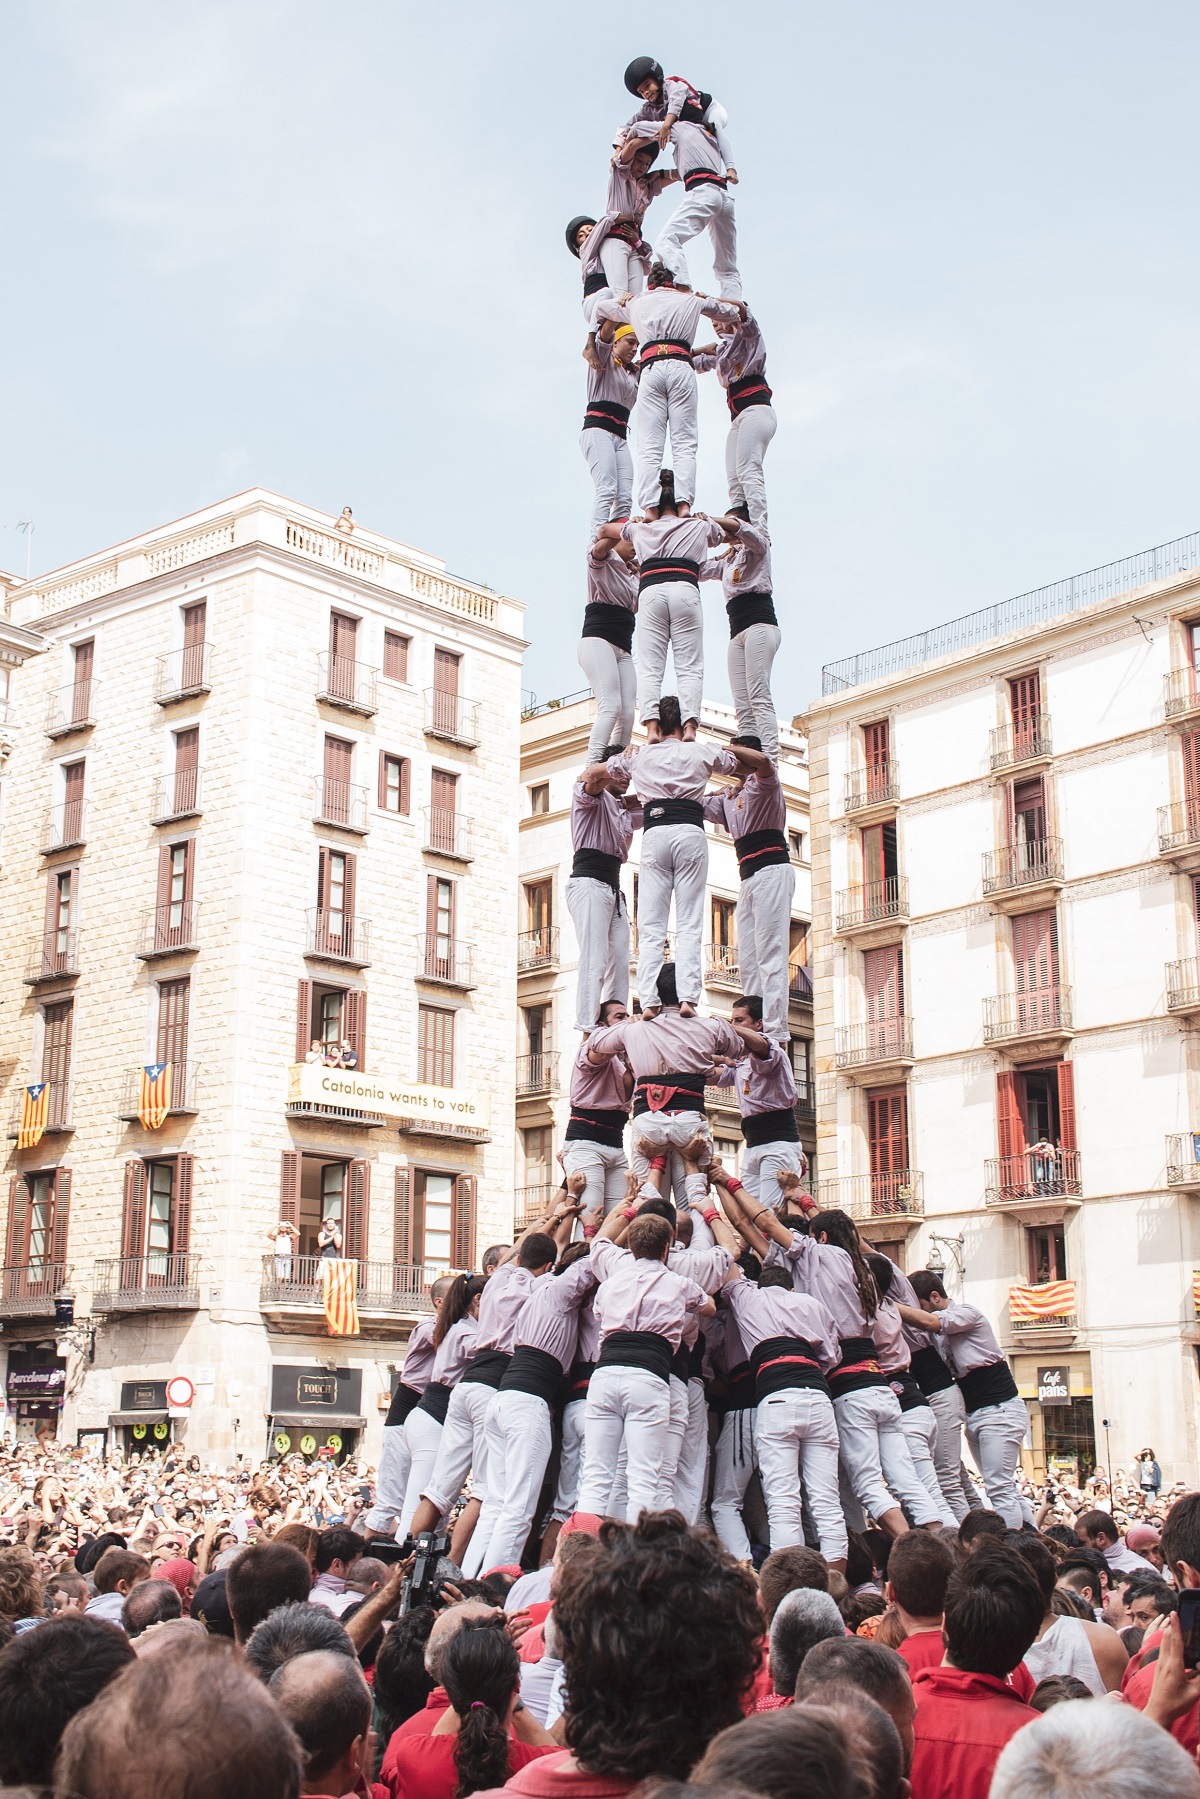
[925,1233,967,1284]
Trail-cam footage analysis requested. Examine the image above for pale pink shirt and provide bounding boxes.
[670,1242,733,1352]
[619,513,727,571]
[608,738,738,804]
[702,765,786,838]
[570,780,635,859]
[476,1261,541,1355]
[588,1009,742,1078]
[870,1299,909,1376]
[570,1039,631,1110]
[714,1040,798,1117]
[587,548,638,612]
[513,1257,598,1373]
[431,1316,479,1385]
[723,1280,840,1369]
[605,150,675,222]
[931,1302,1005,1375]
[667,116,726,182]
[575,1291,600,1364]
[694,310,768,389]
[586,334,639,413]
[768,1233,871,1339]
[596,288,739,350]
[399,1317,437,1393]
[590,1238,709,1349]
[702,525,773,600]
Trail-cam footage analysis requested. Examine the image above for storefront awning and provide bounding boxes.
[270,1412,366,1429]
[110,1410,169,1426]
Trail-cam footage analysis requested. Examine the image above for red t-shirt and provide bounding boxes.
[470,1751,637,1799]
[392,1690,452,1740]
[899,1630,945,1678]
[1126,1656,1200,1757]
[379,1734,559,1799]
[910,1666,1039,1799]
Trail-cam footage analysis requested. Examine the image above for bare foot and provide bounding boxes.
[682,721,698,741]
[679,1001,697,1018]
[640,1002,661,1019]
[644,721,662,743]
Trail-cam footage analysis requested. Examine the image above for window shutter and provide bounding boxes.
[1056,1061,1077,1153]
[345,1159,370,1262]
[1013,910,1057,994]
[996,1072,1023,1161]
[399,758,411,815]
[4,1177,27,1270]
[377,751,389,811]
[121,1160,147,1261]
[864,946,901,1020]
[156,843,174,911]
[172,1155,194,1256]
[50,1169,71,1267]
[295,980,313,1063]
[181,839,196,903]
[1184,732,1200,806]
[426,873,439,937]
[317,847,329,910]
[343,852,356,918]
[344,990,367,1073]
[394,1165,413,1266]
[451,1174,476,1270]
[279,1152,301,1231]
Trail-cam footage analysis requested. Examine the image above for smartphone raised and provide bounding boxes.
[1178,1588,1200,1670]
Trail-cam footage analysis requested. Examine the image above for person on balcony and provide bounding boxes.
[268,1221,299,1281]
[338,1040,358,1071]
[317,1220,342,1261]
[710,995,805,1210]
[305,1040,325,1065]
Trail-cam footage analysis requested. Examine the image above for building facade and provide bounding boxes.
[0,492,525,1463]
[515,695,814,1220]
[802,531,1200,1486]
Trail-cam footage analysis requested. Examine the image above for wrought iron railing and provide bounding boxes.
[834,1017,914,1068]
[313,776,369,832]
[1159,802,1200,855]
[424,689,481,746]
[416,934,476,987]
[1166,1133,1200,1186]
[258,1256,437,1313]
[422,807,473,859]
[990,718,1052,771]
[46,681,96,737]
[983,987,1072,1043]
[985,1148,1082,1204]
[982,837,1064,895]
[516,1053,559,1096]
[817,1170,924,1220]
[306,909,371,965]
[518,928,559,971]
[8,1080,74,1136]
[152,766,203,823]
[705,946,741,988]
[43,801,87,853]
[138,901,200,957]
[155,642,213,703]
[118,1061,200,1119]
[844,762,899,812]
[513,1185,559,1232]
[92,1255,200,1311]
[24,930,80,983]
[1167,959,1200,1011]
[789,964,814,1002]
[316,652,378,714]
[1165,667,1200,720]
[0,1262,71,1318]
[835,878,909,932]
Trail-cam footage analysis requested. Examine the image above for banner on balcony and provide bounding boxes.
[288,1063,490,1127]
[17,1084,48,1150]
[1193,1272,1200,1319]
[1009,1281,1075,1321]
[138,1063,172,1130]
[322,1259,359,1337]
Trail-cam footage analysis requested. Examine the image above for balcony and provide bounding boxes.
[8,1081,74,1138]
[42,801,86,854]
[1165,668,1200,722]
[259,1256,436,1327]
[516,1052,559,1097]
[795,1079,817,1124]
[415,933,477,989]
[983,987,1073,1060]
[1008,1281,1078,1344]
[155,643,213,704]
[313,775,370,834]
[118,1060,201,1121]
[834,878,909,943]
[982,836,1065,909]
[1159,801,1200,871]
[705,1081,742,1112]
[518,928,560,973]
[0,1263,71,1320]
[705,945,741,991]
[1167,1132,1200,1187]
[137,901,200,959]
[92,1254,200,1314]
[424,689,481,748]
[24,930,80,984]
[316,652,378,717]
[990,718,1053,773]
[514,1184,558,1232]
[1167,959,1200,1020]
[985,1149,1083,1222]
[816,1170,924,1243]
[305,909,371,967]
[46,681,96,738]
[151,767,204,824]
[789,964,814,1005]
[844,761,899,818]
[422,807,473,861]
[285,1092,387,1128]
[834,1016,914,1081]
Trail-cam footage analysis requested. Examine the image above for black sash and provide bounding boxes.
[384,1382,421,1428]
[828,1334,887,1400]
[742,1106,800,1148]
[639,555,700,591]
[416,1380,452,1424]
[571,846,621,890]
[583,399,631,439]
[728,372,774,416]
[727,591,779,637]
[632,1071,707,1117]
[565,1106,628,1148]
[688,1332,706,1379]
[499,1345,563,1404]
[581,601,636,653]
[565,1359,595,1402]
[461,1348,512,1390]
[735,825,789,879]
[958,1359,1019,1413]
[683,169,727,191]
[598,1329,673,1385]
[677,90,714,124]
[670,1344,691,1383]
[642,796,704,831]
[752,1334,828,1400]
[640,338,694,368]
[583,268,609,296]
[890,1370,930,1414]
[719,1363,756,1414]
[910,1345,955,1397]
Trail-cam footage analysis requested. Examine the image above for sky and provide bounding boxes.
[3,2,1199,714]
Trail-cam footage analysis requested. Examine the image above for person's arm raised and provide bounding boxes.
[894,1302,941,1335]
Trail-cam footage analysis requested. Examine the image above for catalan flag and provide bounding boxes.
[138,1062,173,1130]
[1192,1272,1200,1319]
[322,1258,359,1337]
[17,1084,48,1150]
[1009,1280,1075,1322]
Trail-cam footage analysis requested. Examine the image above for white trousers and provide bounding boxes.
[928,1384,980,1522]
[710,1408,757,1560]
[466,1390,554,1577]
[898,1404,958,1528]
[725,405,777,527]
[635,361,699,509]
[756,1387,846,1560]
[630,1111,712,1176]
[578,1365,671,1522]
[834,1385,943,1527]
[965,1396,1036,1527]
[561,1138,629,1217]
[397,1406,444,1538]
[577,639,636,764]
[671,1377,710,1523]
[741,1140,807,1214]
[580,428,634,539]
[728,623,782,763]
[421,1380,494,1515]
[566,875,630,1031]
[599,234,645,300]
[636,581,704,725]
[636,823,708,1006]
[655,186,740,299]
[736,862,796,1043]
[550,1395,587,1522]
[364,1421,413,1533]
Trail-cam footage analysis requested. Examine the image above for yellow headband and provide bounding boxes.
[614,325,636,341]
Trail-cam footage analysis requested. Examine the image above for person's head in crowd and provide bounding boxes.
[439,1617,525,1795]
[133,1617,208,1659]
[93,1546,152,1598]
[481,1245,508,1276]
[759,1546,830,1626]
[0,1612,135,1787]
[844,1531,880,1591]
[47,1570,89,1613]
[942,1542,1044,1679]
[153,1557,197,1610]
[55,1637,304,1799]
[794,1636,916,1773]
[313,1526,364,1583]
[1006,1531,1058,1618]
[0,1546,42,1625]
[373,1605,436,1736]
[1056,1559,1103,1613]
[628,1213,675,1264]
[425,1599,505,1684]
[1161,1491,1200,1589]
[75,1530,127,1575]
[1076,1509,1122,1553]
[1043,1524,1084,1558]
[958,1510,1007,1552]
[1121,1572,1176,1631]
[516,1231,558,1276]
[989,1693,1200,1799]
[884,1529,953,1629]
[123,1577,183,1638]
[191,1569,235,1639]
[273,1523,320,1569]
[694,1706,860,1799]
[227,1541,313,1644]
[1028,1674,1095,1712]
[269,1648,372,1799]
[805,1692,906,1799]
[553,1512,762,1784]
[344,1555,389,1597]
[769,1589,846,1695]
[839,1591,886,1634]
[1051,1586,1095,1622]
[1120,1624,1145,1657]
[243,1600,356,1682]
[1125,1523,1166,1573]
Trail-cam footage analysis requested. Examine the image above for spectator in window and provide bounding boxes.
[269,1220,300,1279]
[305,1038,326,1065]
[339,1038,358,1070]
[317,1219,343,1260]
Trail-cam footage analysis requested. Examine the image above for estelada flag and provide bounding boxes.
[138,1062,173,1130]
[17,1084,48,1150]
[322,1259,360,1337]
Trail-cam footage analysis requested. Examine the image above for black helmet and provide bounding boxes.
[624,56,664,98]
[565,215,596,258]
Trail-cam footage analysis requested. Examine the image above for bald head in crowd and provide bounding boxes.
[424,1599,504,1681]
[269,1649,372,1798]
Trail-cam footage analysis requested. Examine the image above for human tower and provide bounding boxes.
[365,59,1034,1572]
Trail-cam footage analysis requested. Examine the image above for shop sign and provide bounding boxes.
[1037,1365,1071,1406]
[6,1365,66,1400]
[120,1380,169,1412]
[269,1365,362,1415]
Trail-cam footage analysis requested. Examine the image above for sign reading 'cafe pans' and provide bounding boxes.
[1037,1365,1071,1406]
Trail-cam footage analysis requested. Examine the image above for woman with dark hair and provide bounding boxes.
[396,1275,486,1541]
[379,1618,556,1799]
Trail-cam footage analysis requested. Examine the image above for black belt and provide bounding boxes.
[499,1345,564,1404]
[828,1334,887,1399]
[727,592,779,638]
[461,1348,512,1390]
[583,399,631,439]
[598,1329,673,1385]
[639,555,700,592]
[720,1364,756,1413]
[735,825,789,879]
[728,372,774,416]
[890,1370,930,1414]
[670,1344,691,1383]
[642,796,704,831]
[743,1106,800,1148]
[910,1345,955,1397]
[752,1335,828,1400]
[583,268,609,296]
[958,1358,1019,1413]
[383,1382,422,1428]
[632,1071,707,1117]
[640,338,693,367]
[581,600,635,653]
[571,846,622,890]
[688,1333,706,1380]
[415,1380,452,1424]
[565,1106,628,1148]
[683,169,727,191]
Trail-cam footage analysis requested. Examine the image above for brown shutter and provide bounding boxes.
[156,978,191,1067]
[996,1071,1023,1161]
[295,980,313,1062]
[156,842,173,911]
[342,851,356,918]
[451,1174,476,1270]
[317,847,330,910]
[183,602,206,648]
[399,759,410,815]
[344,990,367,1073]
[279,1152,301,1231]
[863,945,901,1020]
[121,1160,147,1260]
[345,1159,369,1262]
[867,1088,908,1174]
[50,1169,71,1267]
[171,1155,194,1256]
[377,752,389,811]
[433,648,460,696]
[1056,1062,1077,1153]
[4,1177,27,1270]
[1013,910,1057,993]
[394,1165,413,1265]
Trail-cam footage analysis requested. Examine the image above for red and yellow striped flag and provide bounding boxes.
[17,1084,48,1150]
[138,1063,173,1130]
[1192,1273,1200,1319]
[322,1259,359,1336]
[1009,1280,1076,1321]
